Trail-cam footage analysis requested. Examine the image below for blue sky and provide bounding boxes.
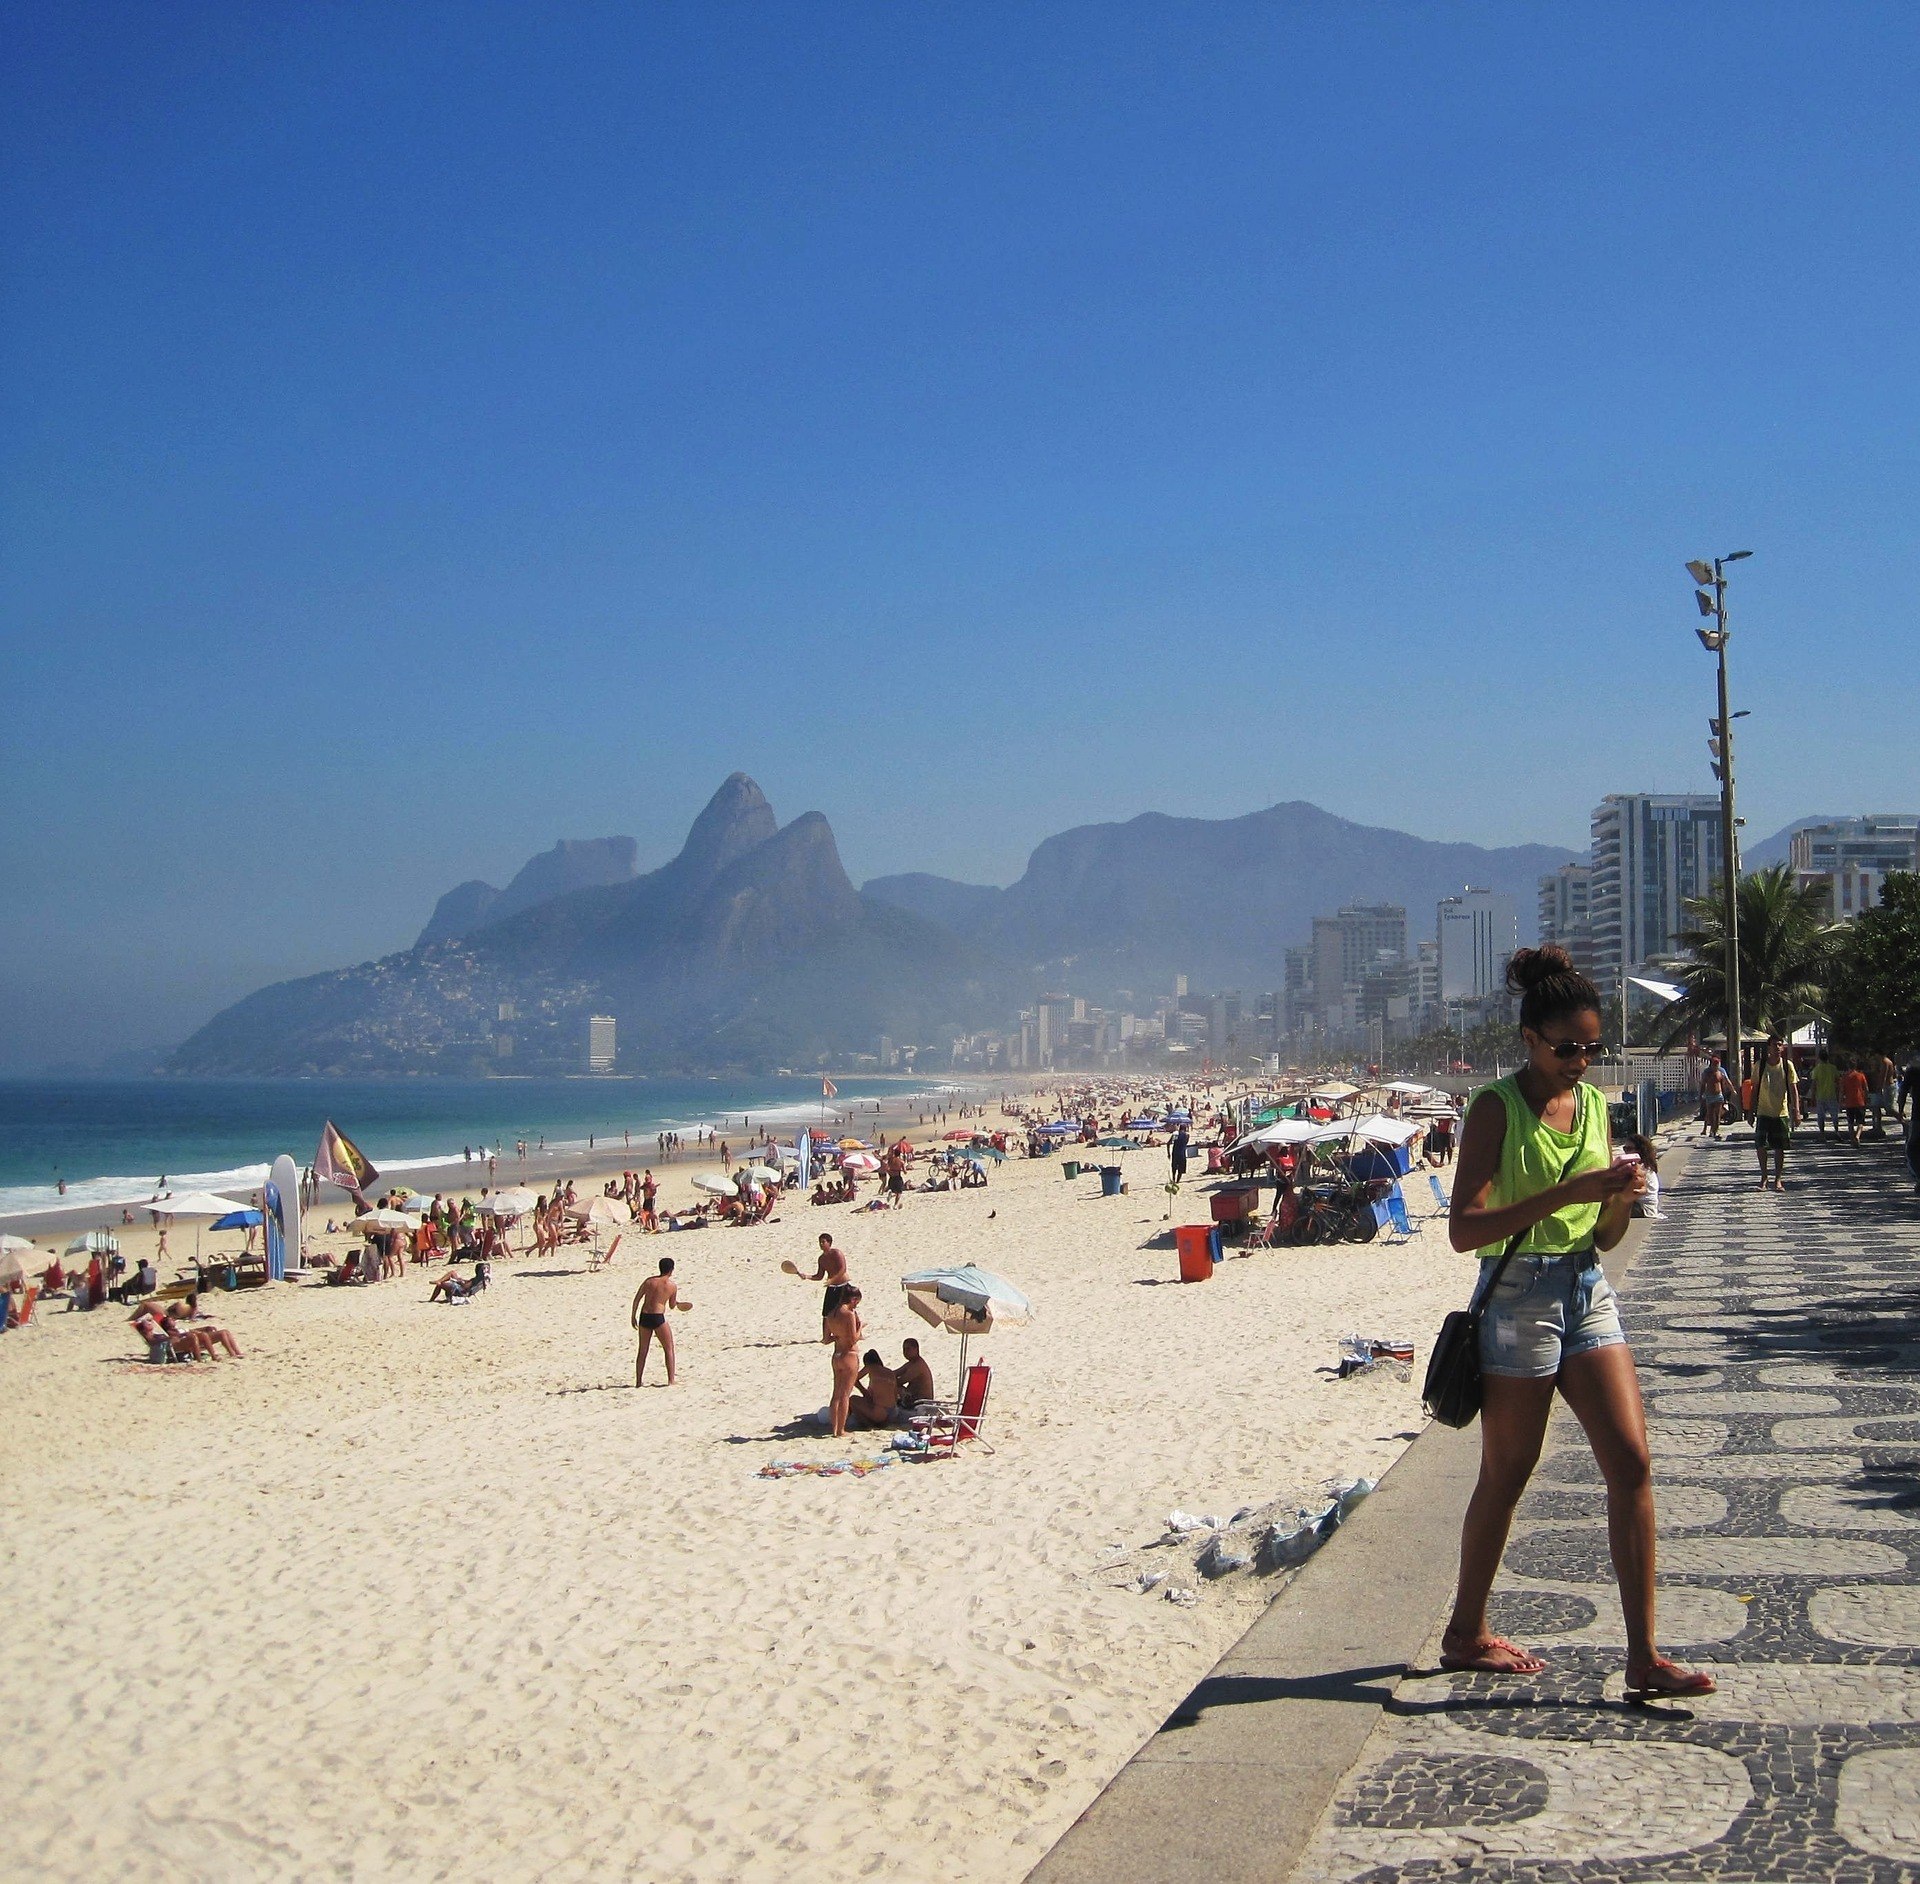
[4,2,1918,1069]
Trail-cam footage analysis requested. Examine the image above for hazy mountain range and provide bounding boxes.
[170,775,1588,1076]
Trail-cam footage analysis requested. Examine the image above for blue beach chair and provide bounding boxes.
[1386,1188,1414,1241]
[1427,1174,1450,1217]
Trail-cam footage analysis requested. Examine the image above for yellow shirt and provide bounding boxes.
[1755,1061,1798,1119]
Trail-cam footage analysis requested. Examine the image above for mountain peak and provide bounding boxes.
[674,773,779,884]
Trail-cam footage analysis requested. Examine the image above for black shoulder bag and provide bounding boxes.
[1422,1132,1588,1429]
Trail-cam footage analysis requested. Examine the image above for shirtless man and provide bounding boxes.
[802,1232,852,1338]
[824,1286,864,1436]
[850,1349,898,1428]
[894,1336,935,1408]
[631,1257,687,1387]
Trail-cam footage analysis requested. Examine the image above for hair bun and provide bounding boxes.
[1506,943,1577,996]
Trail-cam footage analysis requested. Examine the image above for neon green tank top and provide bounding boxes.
[1474,1074,1609,1259]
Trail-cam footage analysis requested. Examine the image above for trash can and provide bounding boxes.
[1062,1160,1081,1180]
[1099,1165,1123,1196]
[1175,1224,1214,1281]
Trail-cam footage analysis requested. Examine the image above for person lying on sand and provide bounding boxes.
[632,1257,687,1386]
[894,1338,935,1408]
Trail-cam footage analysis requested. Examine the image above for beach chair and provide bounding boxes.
[587,1234,623,1273]
[1385,1188,1414,1243]
[6,1285,39,1330]
[910,1362,994,1454]
[1426,1174,1450,1218]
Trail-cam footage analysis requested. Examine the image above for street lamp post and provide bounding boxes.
[1687,551,1751,1081]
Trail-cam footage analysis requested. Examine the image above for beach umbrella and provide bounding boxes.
[0,1247,31,1290]
[838,1138,870,1151]
[145,1191,248,1219]
[479,1188,538,1217]
[1379,1081,1435,1097]
[692,1173,737,1197]
[572,1195,631,1225]
[0,1233,37,1254]
[942,1130,977,1141]
[741,1164,782,1184]
[67,1230,119,1256]
[842,1152,880,1173]
[349,1209,413,1233]
[211,1209,264,1231]
[901,1264,1033,1401]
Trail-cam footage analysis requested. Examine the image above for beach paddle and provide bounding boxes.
[779,1259,802,1277]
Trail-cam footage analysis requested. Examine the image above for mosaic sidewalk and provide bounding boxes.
[1298,1130,1920,1883]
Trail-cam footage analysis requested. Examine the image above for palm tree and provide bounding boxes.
[1652,864,1836,1050]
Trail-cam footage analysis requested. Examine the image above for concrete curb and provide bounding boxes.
[1029,1154,1675,1884]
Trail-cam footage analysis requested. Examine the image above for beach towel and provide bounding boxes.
[756,1457,895,1480]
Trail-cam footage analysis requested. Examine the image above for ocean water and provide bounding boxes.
[0,1076,953,1218]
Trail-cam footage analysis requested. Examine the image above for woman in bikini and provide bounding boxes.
[825,1286,864,1437]
[1442,945,1713,1701]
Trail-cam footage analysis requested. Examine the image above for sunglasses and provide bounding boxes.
[1540,1037,1608,1061]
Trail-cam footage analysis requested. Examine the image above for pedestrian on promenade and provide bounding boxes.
[1753,1036,1800,1191]
[1697,1051,1734,1139]
[1840,1060,1869,1147]
[1441,945,1714,1699]
[1811,1050,1841,1138]
[1866,1049,1896,1140]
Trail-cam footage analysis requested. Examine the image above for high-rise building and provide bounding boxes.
[585,1014,617,1073]
[1789,816,1920,920]
[1335,904,1407,984]
[1538,862,1595,974]
[1437,888,1518,1002]
[1588,794,1723,992]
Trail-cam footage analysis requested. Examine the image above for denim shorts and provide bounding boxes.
[1478,1251,1625,1380]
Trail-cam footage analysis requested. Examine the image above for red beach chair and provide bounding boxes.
[912,1362,994,1454]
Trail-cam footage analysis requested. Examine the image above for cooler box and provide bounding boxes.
[1099,1165,1123,1196]
[1209,1186,1259,1223]
[1175,1224,1216,1282]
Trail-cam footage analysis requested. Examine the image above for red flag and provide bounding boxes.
[314,1119,380,1197]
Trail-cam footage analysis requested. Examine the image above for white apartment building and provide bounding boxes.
[1789,815,1919,919]
[1437,888,1517,1002]
[1537,862,1594,975]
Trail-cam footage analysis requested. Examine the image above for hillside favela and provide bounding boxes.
[5,11,1919,1884]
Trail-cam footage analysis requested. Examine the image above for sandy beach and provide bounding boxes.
[1,1125,1473,1882]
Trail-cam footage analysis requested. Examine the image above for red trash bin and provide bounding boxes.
[1175,1224,1214,1282]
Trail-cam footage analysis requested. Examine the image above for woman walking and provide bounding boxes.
[1441,945,1713,1699]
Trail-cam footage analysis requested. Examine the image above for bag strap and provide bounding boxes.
[1466,1099,1594,1315]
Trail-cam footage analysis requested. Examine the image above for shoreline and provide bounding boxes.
[0,1075,1026,1238]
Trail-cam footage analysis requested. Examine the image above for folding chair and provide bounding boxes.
[1385,1187,1415,1242]
[911,1361,995,1454]
[588,1233,623,1272]
[1427,1174,1451,1218]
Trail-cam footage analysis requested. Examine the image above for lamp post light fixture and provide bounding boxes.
[1686,551,1751,1077]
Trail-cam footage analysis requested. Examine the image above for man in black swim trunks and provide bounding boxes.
[631,1257,686,1386]
[800,1232,852,1338]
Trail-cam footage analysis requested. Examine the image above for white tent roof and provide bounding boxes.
[1341,1114,1424,1146]
[1243,1119,1325,1147]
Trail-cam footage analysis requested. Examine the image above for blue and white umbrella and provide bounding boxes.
[901,1263,1031,1401]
